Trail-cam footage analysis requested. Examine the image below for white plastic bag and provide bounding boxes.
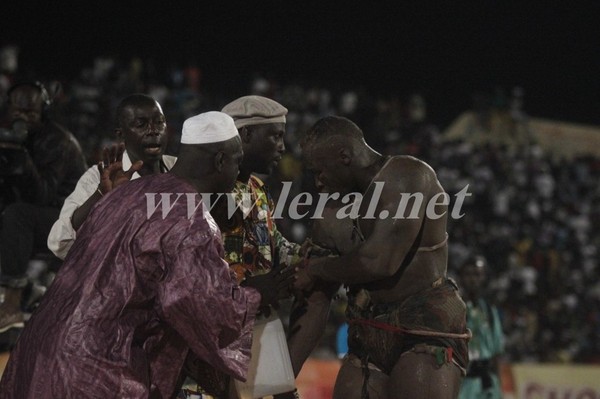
[233,313,296,399]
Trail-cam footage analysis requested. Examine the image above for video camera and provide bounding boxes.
[0,119,30,209]
[0,119,28,176]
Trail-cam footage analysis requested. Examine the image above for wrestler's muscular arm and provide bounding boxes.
[287,279,339,375]
[303,158,436,286]
[287,201,346,376]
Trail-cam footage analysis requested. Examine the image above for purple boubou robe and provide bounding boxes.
[0,173,260,398]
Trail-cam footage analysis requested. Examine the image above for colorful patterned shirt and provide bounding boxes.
[223,175,302,284]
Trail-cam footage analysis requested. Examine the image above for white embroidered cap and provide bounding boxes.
[181,111,238,144]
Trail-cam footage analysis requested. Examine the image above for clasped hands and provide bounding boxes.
[293,240,335,293]
[241,256,330,316]
[241,265,296,317]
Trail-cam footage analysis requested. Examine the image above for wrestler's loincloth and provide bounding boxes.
[346,278,470,375]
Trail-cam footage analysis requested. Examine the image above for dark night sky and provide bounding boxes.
[3,1,600,127]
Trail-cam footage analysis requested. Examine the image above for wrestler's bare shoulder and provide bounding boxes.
[382,155,436,175]
[377,156,438,190]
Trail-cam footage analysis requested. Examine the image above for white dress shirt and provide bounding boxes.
[47,151,177,259]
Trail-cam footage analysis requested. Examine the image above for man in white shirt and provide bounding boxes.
[47,94,176,260]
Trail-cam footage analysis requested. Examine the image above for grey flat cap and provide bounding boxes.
[222,95,287,129]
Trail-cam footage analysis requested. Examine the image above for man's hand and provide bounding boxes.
[97,143,143,195]
[243,266,296,315]
[293,268,314,293]
[300,238,338,258]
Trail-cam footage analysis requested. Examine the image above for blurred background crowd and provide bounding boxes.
[1,42,599,367]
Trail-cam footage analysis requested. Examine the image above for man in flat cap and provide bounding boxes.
[0,112,293,399]
[219,95,300,285]
[216,95,308,398]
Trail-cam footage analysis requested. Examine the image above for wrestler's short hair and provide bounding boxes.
[302,115,364,148]
[115,94,160,127]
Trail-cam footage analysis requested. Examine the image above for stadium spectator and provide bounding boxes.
[0,81,87,332]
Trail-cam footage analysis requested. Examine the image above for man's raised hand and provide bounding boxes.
[97,143,143,195]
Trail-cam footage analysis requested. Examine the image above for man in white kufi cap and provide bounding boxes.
[195,96,309,399]
[181,111,239,144]
[0,111,294,399]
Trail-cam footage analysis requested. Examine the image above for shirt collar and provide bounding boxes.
[122,150,141,180]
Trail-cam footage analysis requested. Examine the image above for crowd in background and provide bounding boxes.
[1,49,599,365]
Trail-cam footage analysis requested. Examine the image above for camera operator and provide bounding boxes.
[0,81,87,332]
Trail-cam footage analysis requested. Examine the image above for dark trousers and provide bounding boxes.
[0,202,60,287]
